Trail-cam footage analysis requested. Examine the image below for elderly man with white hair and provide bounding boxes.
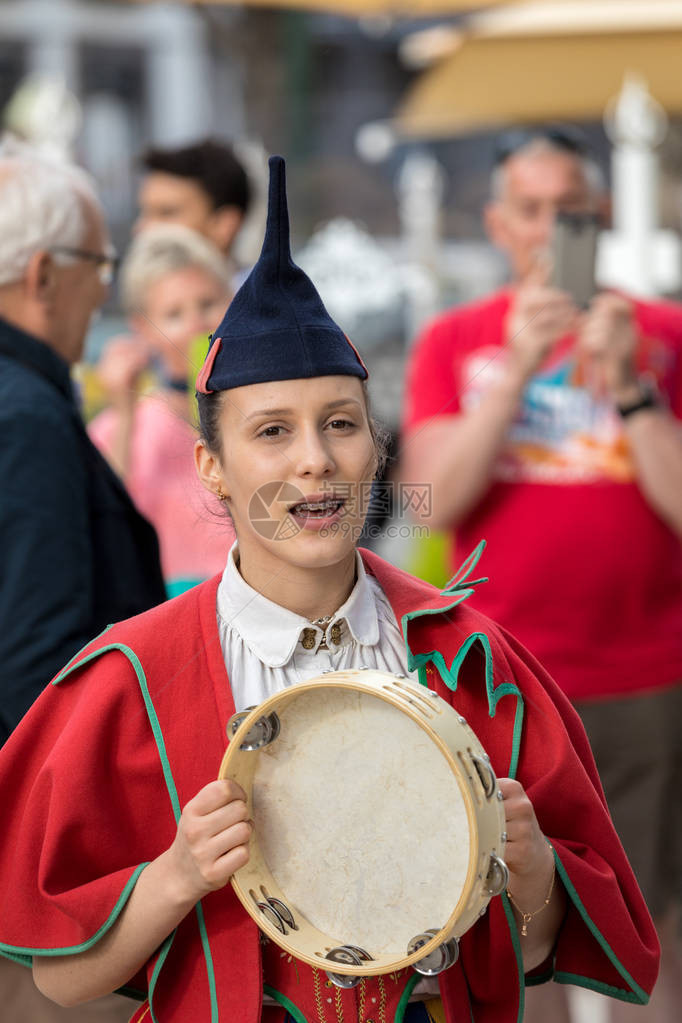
[0,143,167,736]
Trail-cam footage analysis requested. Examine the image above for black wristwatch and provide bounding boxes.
[616,383,660,419]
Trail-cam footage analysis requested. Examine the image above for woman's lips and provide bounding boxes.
[288,497,346,530]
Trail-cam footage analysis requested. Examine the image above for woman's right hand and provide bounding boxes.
[168,779,252,903]
[33,779,252,1007]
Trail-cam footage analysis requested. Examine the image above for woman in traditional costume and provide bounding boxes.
[0,158,658,1023]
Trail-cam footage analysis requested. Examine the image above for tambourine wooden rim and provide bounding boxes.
[218,669,507,977]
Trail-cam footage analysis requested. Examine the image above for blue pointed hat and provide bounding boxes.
[196,155,367,394]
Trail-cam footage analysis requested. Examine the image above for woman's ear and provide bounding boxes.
[194,438,228,500]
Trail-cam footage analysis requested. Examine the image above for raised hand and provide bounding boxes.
[505,265,577,383]
[95,335,151,409]
[577,292,639,402]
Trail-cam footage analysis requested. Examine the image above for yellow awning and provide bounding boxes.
[396,1,682,137]
[130,1,533,18]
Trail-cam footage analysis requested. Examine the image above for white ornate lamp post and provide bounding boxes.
[599,73,681,297]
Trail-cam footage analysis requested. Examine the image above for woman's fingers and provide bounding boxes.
[170,779,253,897]
[498,777,547,877]
[187,778,247,816]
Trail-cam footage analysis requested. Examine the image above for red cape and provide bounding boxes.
[0,550,659,1022]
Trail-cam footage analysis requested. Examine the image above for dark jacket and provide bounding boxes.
[0,316,166,742]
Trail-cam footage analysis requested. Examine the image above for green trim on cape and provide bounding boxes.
[398,541,649,1012]
[502,893,526,1023]
[0,864,148,960]
[552,851,649,1004]
[399,542,525,747]
[395,972,421,1021]
[261,974,422,1023]
[146,931,176,1023]
[52,640,221,1021]
[263,985,308,1023]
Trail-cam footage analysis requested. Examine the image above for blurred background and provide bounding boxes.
[2,11,679,1015]
[1,1,680,404]
[3,0,682,430]
[3,0,682,604]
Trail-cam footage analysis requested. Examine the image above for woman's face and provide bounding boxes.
[195,375,377,578]
[134,265,230,379]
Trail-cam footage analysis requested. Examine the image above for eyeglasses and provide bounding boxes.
[49,246,120,286]
[493,127,589,167]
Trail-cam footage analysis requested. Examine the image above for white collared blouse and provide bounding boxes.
[216,544,418,712]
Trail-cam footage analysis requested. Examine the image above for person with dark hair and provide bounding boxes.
[402,129,682,1022]
[135,139,251,261]
[0,157,658,1023]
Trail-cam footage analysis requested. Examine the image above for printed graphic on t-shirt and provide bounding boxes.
[460,346,634,484]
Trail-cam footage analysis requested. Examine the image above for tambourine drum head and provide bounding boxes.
[250,687,470,956]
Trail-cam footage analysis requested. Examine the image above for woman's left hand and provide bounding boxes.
[497,778,564,969]
[498,777,553,887]
[496,777,560,945]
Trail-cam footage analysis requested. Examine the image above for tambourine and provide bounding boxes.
[218,669,508,986]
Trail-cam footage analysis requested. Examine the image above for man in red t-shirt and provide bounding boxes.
[402,131,682,1023]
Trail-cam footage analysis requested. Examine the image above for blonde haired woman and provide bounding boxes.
[90,224,235,594]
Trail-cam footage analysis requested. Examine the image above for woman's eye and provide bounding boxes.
[328,418,355,430]
[258,425,284,438]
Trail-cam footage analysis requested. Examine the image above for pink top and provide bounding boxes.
[89,395,234,586]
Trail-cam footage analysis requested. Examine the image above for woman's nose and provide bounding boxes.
[294,429,335,477]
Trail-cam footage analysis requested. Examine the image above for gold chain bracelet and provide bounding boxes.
[506,853,556,938]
